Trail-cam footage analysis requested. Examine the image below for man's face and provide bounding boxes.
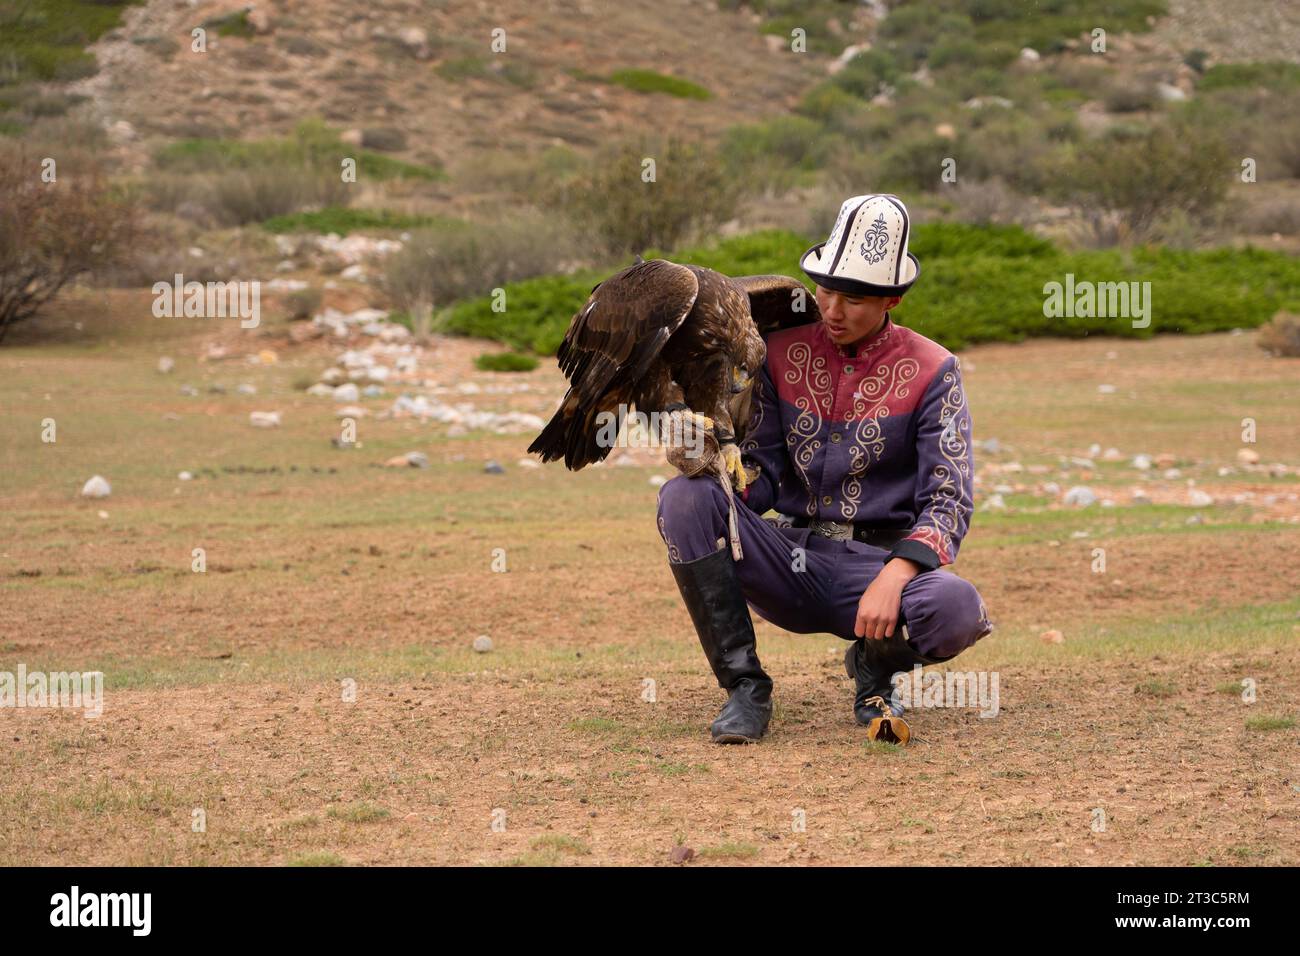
[815,286,901,347]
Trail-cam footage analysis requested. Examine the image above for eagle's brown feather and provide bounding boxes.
[529,259,815,472]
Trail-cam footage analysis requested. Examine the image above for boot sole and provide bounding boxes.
[712,731,763,744]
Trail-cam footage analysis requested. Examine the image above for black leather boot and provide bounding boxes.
[845,631,937,740]
[669,547,773,744]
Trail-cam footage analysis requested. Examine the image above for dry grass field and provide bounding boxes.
[1,295,1297,865]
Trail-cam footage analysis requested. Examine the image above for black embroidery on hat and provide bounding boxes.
[859,212,891,266]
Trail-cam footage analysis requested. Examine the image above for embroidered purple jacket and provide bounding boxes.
[738,316,975,571]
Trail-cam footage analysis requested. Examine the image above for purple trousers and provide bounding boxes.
[656,476,992,661]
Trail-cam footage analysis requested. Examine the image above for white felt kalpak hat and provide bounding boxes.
[800,193,920,297]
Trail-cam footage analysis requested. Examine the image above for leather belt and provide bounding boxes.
[804,519,907,549]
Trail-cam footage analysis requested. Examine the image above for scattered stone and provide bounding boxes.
[1132,454,1152,471]
[237,383,257,395]
[81,475,111,498]
[1154,453,1177,469]
[306,383,334,397]
[321,368,346,385]
[178,471,193,481]
[1156,82,1187,102]
[1163,468,1181,480]
[333,383,360,403]
[180,384,198,397]
[1042,481,1061,496]
[1188,489,1214,507]
[362,384,385,398]
[670,846,696,864]
[1237,448,1260,465]
[157,356,174,374]
[472,634,493,653]
[1039,629,1065,645]
[335,405,367,419]
[981,437,1001,454]
[1063,485,1097,507]
[1102,447,1122,462]
[1019,47,1040,63]
[384,451,427,468]
[1097,384,1116,394]
[249,411,281,428]
[516,458,540,469]
[484,460,505,475]
[649,474,669,487]
[985,493,1006,510]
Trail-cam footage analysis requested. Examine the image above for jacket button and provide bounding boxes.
[822,495,832,506]
[830,432,841,443]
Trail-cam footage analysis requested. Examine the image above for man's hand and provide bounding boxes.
[854,558,922,639]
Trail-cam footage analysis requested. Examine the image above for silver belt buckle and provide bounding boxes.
[811,519,853,541]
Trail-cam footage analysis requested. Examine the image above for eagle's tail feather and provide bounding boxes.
[527,386,633,471]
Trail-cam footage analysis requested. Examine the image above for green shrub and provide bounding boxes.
[721,116,834,193]
[261,207,446,234]
[383,215,581,338]
[0,0,140,84]
[1198,61,1300,92]
[1054,122,1233,241]
[475,352,540,372]
[547,138,738,259]
[155,120,442,181]
[443,224,1300,354]
[607,69,711,100]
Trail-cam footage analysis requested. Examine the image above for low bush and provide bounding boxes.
[443,224,1300,354]
[475,352,540,372]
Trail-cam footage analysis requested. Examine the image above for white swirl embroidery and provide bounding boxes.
[914,363,972,562]
[838,358,920,518]
[782,340,830,516]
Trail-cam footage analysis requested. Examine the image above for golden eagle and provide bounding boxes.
[527,258,819,491]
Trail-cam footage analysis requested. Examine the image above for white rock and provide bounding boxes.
[81,475,111,498]
[516,458,540,469]
[649,475,669,487]
[178,471,193,481]
[249,411,281,428]
[336,405,367,418]
[1132,454,1152,470]
[1042,481,1061,496]
[333,383,360,402]
[1188,489,1214,507]
[1237,448,1260,465]
[157,356,175,374]
[1097,384,1116,394]
[472,634,493,653]
[306,383,334,397]
[1019,47,1040,62]
[1102,447,1122,462]
[1063,485,1097,507]
[985,493,1006,510]
[237,383,256,395]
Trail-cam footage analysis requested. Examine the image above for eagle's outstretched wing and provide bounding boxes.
[734,274,820,336]
[528,259,698,470]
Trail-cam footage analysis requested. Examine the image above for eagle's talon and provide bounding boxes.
[722,444,747,493]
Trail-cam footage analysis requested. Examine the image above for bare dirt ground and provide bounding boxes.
[1,300,1297,866]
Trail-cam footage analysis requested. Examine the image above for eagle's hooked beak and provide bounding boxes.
[730,366,752,394]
